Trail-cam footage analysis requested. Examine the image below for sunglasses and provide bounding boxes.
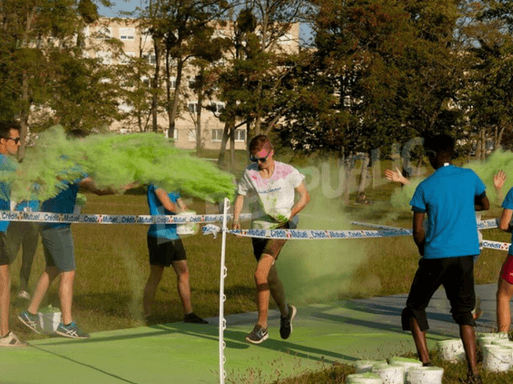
[2,137,21,144]
[250,151,271,163]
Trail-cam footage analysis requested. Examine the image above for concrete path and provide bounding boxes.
[0,284,498,384]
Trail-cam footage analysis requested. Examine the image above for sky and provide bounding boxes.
[97,0,314,44]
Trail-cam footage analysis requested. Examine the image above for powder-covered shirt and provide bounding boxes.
[410,164,486,259]
[237,161,305,229]
[501,187,513,255]
[147,184,180,241]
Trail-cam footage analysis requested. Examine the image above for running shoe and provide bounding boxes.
[55,322,90,339]
[0,332,28,347]
[18,310,42,334]
[280,304,297,340]
[184,313,208,324]
[17,291,31,300]
[246,324,268,344]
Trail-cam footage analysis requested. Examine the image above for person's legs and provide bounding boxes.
[143,264,164,317]
[255,254,275,329]
[28,266,60,314]
[59,270,75,325]
[267,264,288,317]
[497,276,513,332]
[409,316,430,364]
[171,260,192,315]
[19,223,40,293]
[0,264,10,337]
[460,324,479,375]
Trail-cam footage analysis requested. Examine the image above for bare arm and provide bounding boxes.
[290,182,310,219]
[154,188,180,213]
[494,170,507,203]
[412,211,426,256]
[232,194,245,230]
[499,208,513,232]
[385,167,410,186]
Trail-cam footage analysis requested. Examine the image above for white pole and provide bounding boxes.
[219,198,229,384]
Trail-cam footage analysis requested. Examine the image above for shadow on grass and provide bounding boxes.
[30,345,141,384]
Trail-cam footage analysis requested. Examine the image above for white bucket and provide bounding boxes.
[482,345,513,372]
[346,373,383,384]
[372,363,405,384]
[38,311,62,334]
[406,366,443,384]
[437,338,465,362]
[491,339,513,348]
[388,357,422,371]
[477,332,508,349]
[176,211,199,236]
[355,360,388,373]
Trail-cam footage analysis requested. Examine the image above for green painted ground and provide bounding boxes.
[0,295,465,384]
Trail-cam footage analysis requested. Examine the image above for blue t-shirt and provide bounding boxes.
[410,165,486,259]
[41,179,82,229]
[501,187,513,255]
[147,184,180,241]
[0,154,16,233]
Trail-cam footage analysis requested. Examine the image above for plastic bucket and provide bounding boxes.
[437,338,465,362]
[176,211,199,236]
[38,311,62,334]
[355,360,388,373]
[406,367,443,384]
[477,332,508,348]
[346,373,383,384]
[482,345,513,372]
[372,363,405,384]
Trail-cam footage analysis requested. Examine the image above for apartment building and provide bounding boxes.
[87,18,300,150]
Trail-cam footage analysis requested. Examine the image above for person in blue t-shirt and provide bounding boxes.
[143,185,207,324]
[403,134,489,384]
[18,129,137,340]
[495,187,513,333]
[0,121,27,347]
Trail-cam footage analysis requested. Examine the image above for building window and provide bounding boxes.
[188,129,196,142]
[188,78,196,89]
[119,28,135,40]
[120,51,135,64]
[143,53,156,65]
[188,102,198,114]
[97,27,112,40]
[235,129,246,142]
[118,102,134,113]
[170,77,177,89]
[212,129,223,142]
[210,102,225,113]
[97,51,112,64]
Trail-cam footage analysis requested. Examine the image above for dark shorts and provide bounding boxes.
[41,227,76,272]
[147,235,186,267]
[402,255,476,332]
[500,254,513,284]
[6,221,40,263]
[0,232,12,265]
[251,221,294,261]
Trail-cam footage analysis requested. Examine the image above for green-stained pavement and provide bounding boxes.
[0,284,497,384]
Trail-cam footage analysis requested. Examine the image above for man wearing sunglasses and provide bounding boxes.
[233,135,310,344]
[0,121,27,347]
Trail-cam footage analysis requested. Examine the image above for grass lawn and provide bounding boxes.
[6,155,513,383]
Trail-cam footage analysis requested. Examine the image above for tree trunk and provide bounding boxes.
[217,117,234,167]
[357,153,370,194]
[342,154,355,205]
[167,58,184,139]
[151,40,161,133]
[196,88,204,152]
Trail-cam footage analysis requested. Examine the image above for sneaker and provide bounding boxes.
[460,373,483,384]
[55,322,90,339]
[0,332,28,347]
[18,310,42,334]
[280,304,297,340]
[184,313,208,324]
[17,291,31,300]
[246,324,268,344]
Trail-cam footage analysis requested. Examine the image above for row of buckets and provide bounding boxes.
[347,332,513,383]
[438,332,513,373]
[347,357,442,384]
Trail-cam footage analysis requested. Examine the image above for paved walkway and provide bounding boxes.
[0,284,498,384]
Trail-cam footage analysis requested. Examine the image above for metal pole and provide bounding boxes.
[219,198,229,384]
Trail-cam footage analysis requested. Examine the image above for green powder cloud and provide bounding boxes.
[1,126,235,202]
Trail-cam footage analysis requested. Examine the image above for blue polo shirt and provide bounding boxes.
[147,184,179,241]
[0,154,16,233]
[501,187,513,255]
[410,165,486,259]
